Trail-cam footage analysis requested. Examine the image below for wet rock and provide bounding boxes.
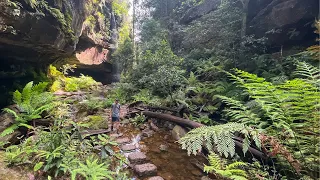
[142,129,154,138]
[150,121,159,132]
[133,163,157,177]
[171,125,187,141]
[128,152,147,164]
[150,147,161,154]
[162,172,174,180]
[148,176,164,180]
[191,169,203,176]
[116,137,131,144]
[139,124,148,130]
[201,176,213,180]
[159,144,168,152]
[163,121,175,130]
[139,144,148,151]
[164,135,170,140]
[120,144,136,152]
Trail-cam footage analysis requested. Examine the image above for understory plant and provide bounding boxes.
[204,152,248,180]
[49,65,100,92]
[181,61,319,178]
[1,81,55,136]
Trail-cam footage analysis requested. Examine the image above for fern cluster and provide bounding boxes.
[204,152,248,180]
[1,81,55,137]
[215,62,320,175]
[179,122,260,157]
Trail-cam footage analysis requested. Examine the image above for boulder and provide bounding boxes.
[171,125,188,141]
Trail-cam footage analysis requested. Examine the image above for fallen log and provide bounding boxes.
[133,111,266,159]
[141,111,204,128]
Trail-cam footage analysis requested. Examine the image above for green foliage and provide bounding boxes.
[4,117,125,179]
[128,40,185,97]
[1,81,55,137]
[179,123,260,157]
[70,156,114,180]
[213,64,320,176]
[112,0,128,16]
[130,113,146,126]
[84,115,107,130]
[49,65,99,92]
[204,152,248,180]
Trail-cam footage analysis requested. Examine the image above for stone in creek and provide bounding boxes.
[201,176,213,180]
[116,137,131,144]
[142,129,154,138]
[133,163,157,177]
[147,176,164,180]
[191,169,203,176]
[120,144,136,152]
[159,144,168,151]
[128,152,147,164]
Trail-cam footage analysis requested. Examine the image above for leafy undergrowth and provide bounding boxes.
[0,65,130,180]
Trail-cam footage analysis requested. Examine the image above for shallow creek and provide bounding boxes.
[120,124,208,180]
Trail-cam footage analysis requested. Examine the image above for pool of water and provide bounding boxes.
[120,124,208,180]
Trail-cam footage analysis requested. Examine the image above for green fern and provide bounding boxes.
[204,152,248,180]
[217,66,320,174]
[1,82,55,137]
[178,123,260,157]
[294,61,320,86]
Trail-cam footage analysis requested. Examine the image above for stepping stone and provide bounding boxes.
[133,163,157,177]
[116,137,131,144]
[110,133,123,138]
[128,152,147,164]
[148,176,164,180]
[121,144,136,152]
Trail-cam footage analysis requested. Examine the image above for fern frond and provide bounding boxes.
[32,82,49,93]
[226,161,248,170]
[295,61,320,86]
[0,124,19,137]
[2,108,19,120]
[21,81,33,103]
[207,152,222,169]
[13,90,22,105]
[179,123,260,157]
[215,95,260,125]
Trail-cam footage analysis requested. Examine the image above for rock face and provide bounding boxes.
[248,0,319,46]
[0,0,125,107]
[176,0,318,49]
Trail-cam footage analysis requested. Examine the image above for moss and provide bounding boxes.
[85,115,107,130]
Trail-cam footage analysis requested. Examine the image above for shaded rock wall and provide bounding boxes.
[173,0,319,51]
[0,0,125,107]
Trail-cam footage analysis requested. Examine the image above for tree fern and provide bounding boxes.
[178,123,260,157]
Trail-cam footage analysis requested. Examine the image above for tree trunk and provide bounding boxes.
[142,111,204,128]
[240,0,249,40]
